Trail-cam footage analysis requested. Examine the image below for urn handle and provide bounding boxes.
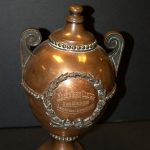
[20,28,42,71]
[104,32,124,75]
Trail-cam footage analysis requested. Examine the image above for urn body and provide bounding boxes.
[20,4,124,142]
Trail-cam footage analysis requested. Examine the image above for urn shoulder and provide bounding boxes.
[23,40,115,93]
[21,5,124,94]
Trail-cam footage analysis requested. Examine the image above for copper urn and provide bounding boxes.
[20,4,124,150]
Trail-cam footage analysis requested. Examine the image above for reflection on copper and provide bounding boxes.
[77,34,81,39]
[99,68,103,73]
[78,54,87,63]
[100,58,103,61]
[65,32,71,36]
[41,65,46,71]
[52,55,64,63]
[63,79,72,86]
[72,23,76,32]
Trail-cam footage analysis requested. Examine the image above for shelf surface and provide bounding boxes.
[0,121,150,150]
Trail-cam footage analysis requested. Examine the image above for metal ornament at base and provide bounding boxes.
[20,4,124,150]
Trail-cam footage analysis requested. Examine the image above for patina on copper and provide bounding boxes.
[20,4,124,150]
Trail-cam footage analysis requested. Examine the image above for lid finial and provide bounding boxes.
[67,4,84,23]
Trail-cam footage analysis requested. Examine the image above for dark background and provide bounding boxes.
[0,0,150,128]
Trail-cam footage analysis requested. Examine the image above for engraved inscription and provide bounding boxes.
[56,90,95,102]
[53,90,96,115]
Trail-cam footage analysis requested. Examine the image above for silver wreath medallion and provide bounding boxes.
[42,72,107,129]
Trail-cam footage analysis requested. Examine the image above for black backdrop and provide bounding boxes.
[0,0,150,128]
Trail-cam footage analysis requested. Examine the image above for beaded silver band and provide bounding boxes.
[22,80,44,100]
[50,133,78,142]
[21,79,116,102]
[49,37,97,52]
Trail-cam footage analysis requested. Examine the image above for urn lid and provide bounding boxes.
[49,4,97,51]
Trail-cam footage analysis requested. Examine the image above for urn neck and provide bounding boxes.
[63,22,85,35]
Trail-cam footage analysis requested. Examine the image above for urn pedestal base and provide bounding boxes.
[38,139,83,150]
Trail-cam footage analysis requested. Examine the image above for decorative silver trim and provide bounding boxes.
[20,29,42,72]
[22,72,116,129]
[104,32,124,75]
[106,85,116,100]
[44,72,106,129]
[49,38,97,52]
[50,133,78,142]
[21,79,116,102]
[22,80,44,100]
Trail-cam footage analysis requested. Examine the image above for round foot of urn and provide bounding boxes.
[38,139,84,150]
